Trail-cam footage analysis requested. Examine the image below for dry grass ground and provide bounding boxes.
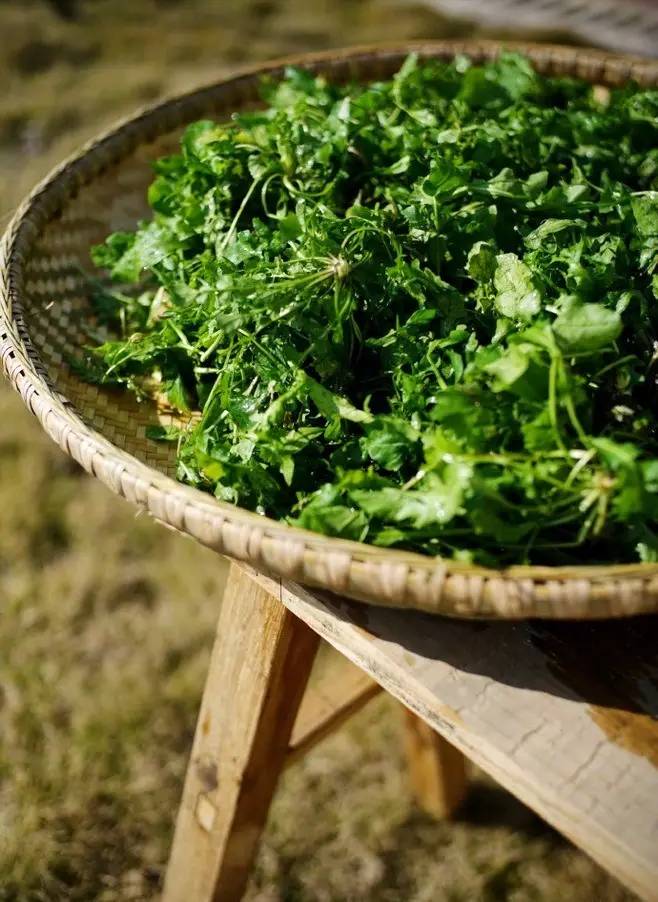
[0,2,636,899]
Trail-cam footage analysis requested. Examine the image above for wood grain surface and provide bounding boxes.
[403,708,469,818]
[163,564,319,902]
[287,650,381,765]
[276,576,658,901]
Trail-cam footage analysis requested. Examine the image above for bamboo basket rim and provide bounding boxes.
[3,40,658,618]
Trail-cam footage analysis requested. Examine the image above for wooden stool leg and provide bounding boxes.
[163,562,320,902]
[402,708,468,819]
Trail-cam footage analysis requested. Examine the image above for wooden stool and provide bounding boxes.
[163,562,658,902]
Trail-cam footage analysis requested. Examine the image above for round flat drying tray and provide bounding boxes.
[2,41,658,619]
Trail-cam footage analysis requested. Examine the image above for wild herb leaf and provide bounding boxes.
[494,254,542,321]
[553,300,623,353]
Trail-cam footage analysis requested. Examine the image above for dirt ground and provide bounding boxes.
[0,2,637,899]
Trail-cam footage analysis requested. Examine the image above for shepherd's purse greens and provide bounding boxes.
[85,53,658,566]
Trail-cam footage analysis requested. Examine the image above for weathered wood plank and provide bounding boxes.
[287,649,381,765]
[403,707,468,818]
[276,578,658,902]
[163,562,319,902]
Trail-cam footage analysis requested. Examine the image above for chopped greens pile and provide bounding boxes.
[85,52,658,566]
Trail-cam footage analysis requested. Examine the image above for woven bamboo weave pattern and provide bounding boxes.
[3,41,658,618]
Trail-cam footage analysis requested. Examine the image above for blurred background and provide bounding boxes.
[0,2,653,900]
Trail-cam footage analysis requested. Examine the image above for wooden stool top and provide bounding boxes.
[278,575,658,901]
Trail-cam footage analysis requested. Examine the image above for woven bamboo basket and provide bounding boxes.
[2,41,658,619]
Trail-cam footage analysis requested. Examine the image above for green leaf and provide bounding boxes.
[467,241,496,283]
[295,485,368,541]
[352,466,471,529]
[553,301,622,353]
[494,51,541,100]
[146,424,181,442]
[362,417,419,472]
[524,219,581,249]
[419,163,465,201]
[304,375,373,424]
[482,345,529,390]
[494,254,541,321]
[164,375,190,412]
[429,390,497,451]
[631,193,658,237]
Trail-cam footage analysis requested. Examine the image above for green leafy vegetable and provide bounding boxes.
[83,52,658,566]
[494,253,542,321]
[553,299,623,353]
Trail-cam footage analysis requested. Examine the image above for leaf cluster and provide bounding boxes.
[85,54,658,565]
